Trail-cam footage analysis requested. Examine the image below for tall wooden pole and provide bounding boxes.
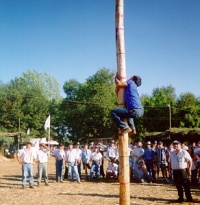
[115,0,130,205]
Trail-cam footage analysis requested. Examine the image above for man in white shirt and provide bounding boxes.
[51,144,65,182]
[65,143,80,183]
[168,140,193,202]
[74,142,82,179]
[36,143,50,186]
[17,141,36,189]
[106,140,119,162]
[90,147,102,181]
[132,141,144,168]
[106,159,118,180]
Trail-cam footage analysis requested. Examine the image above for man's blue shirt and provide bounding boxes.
[124,80,143,110]
[144,148,155,161]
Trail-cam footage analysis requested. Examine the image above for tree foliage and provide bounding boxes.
[0,70,61,138]
[140,85,176,132]
[1,68,200,144]
[59,68,117,143]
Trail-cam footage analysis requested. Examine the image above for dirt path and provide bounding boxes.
[0,156,199,205]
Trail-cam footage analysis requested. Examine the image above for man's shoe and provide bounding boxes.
[165,178,170,183]
[30,185,34,189]
[37,182,40,187]
[129,127,136,135]
[186,198,193,202]
[22,185,25,189]
[45,182,49,186]
[121,126,132,135]
[177,198,184,203]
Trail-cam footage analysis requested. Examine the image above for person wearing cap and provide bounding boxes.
[168,140,193,202]
[144,141,155,182]
[36,143,50,186]
[110,73,144,135]
[17,141,36,189]
[75,142,82,179]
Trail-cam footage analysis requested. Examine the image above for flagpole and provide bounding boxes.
[44,114,51,150]
[48,115,50,150]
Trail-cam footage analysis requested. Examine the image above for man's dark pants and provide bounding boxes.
[173,170,192,200]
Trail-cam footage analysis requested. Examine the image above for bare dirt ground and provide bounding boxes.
[0,156,199,205]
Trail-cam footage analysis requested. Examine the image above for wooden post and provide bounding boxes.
[115,0,130,205]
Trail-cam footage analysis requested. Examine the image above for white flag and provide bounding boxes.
[44,115,50,130]
[27,128,30,135]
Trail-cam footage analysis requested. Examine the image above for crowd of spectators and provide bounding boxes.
[50,139,200,185]
[16,139,200,188]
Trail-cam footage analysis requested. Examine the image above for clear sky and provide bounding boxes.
[0,0,200,97]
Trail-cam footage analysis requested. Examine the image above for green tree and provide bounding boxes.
[60,68,117,143]
[141,85,177,132]
[176,92,200,127]
[0,70,61,138]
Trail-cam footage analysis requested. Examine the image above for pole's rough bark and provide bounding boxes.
[115,0,130,205]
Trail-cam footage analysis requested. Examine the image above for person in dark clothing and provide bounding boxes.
[144,141,156,181]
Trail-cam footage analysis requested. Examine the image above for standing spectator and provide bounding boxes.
[110,74,144,135]
[129,145,134,179]
[17,141,36,189]
[106,140,119,162]
[191,142,196,153]
[90,147,102,181]
[129,142,135,166]
[82,143,92,179]
[36,143,50,186]
[132,141,144,168]
[194,141,200,168]
[97,141,107,178]
[144,141,155,182]
[106,159,118,180]
[89,142,96,153]
[168,140,193,202]
[63,146,69,180]
[51,144,65,182]
[182,143,189,151]
[74,142,82,179]
[65,143,80,183]
[156,141,169,182]
[152,141,159,179]
[166,143,174,180]
[191,153,198,185]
